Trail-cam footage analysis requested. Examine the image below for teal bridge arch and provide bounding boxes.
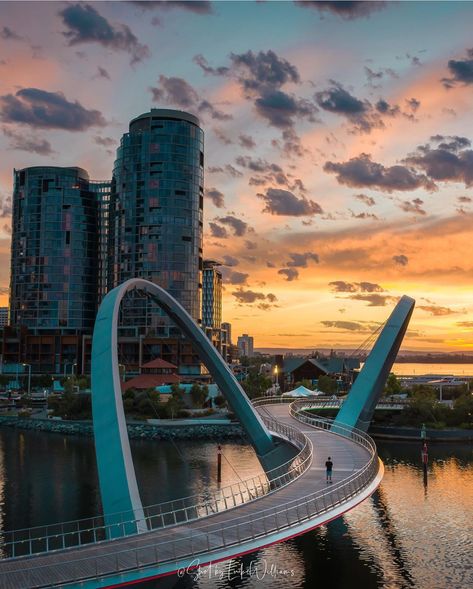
[91,278,295,537]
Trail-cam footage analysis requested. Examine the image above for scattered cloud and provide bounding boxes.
[232,288,278,311]
[2,127,54,155]
[205,187,225,208]
[354,193,376,206]
[418,305,460,316]
[442,48,473,88]
[348,293,398,306]
[286,252,319,267]
[321,320,378,331]
[238,134,256,149]
[0,88,106,131]
[150,75,231,120]
[60,3,150,65]
[324,153,436,192]
[399,198,426,215]
[329,281,384,293]
[278,268,299,281]
[132,1,212,14]
[216,215,249,236]
[209,222,227,239]
[257,188,323,216]
[393,254,409,266]
[295,1,387,20]
[221,268,248,285]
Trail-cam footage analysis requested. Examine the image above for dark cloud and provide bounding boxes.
[0,88,106,131]
[257,188,323,216]
[205,187,225,208]
[457,321,473,328]
[132,1,212,13]
[316,82,401,132]
[393,254,409,266]
[375,98,400,117]
[406,97,421,112]
[193,54,230,76]
[195,50,317,130]
[348,294,398,306]
[418,305,459,316]
[236,156,282,174]
[94,135,116,147]
[207,164,243,178]
[404,136,473,186]
[329,281,384,293]
[209,222,227,239]
[216,215,249,236]
[238,134,256,149]
[150,75,231,120]
[255,89,319,129]
[60,4,150,65]
[2,127,54,155]
[286,252,319,267]
[398,198,426,215]
[221,268,248,285]
[229,49,300,93]
[245,240,257,250]
[150,75,198,107]
[232,288,278,309]
[442,48,473,87]
[199,100,232,121]
[0,26,23,41]
[266,261,276,268]
[222,255,239,267]
[316,82,367,116]
[321,320,375,331]
[278,268,299,281]
[324,153,436,192]
[354,193,376,206]
[95,66,111,80]
[350,211,379,220]
[295,1,387,20]
[458,196,472,203]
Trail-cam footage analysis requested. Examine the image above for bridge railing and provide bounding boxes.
[0,399,381,587]
[0,411,312,559]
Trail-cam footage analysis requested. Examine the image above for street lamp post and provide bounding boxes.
[22,363,31,397]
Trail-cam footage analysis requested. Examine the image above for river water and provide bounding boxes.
[0,429,471,589]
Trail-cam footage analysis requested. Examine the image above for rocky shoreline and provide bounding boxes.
[0,416,246,440]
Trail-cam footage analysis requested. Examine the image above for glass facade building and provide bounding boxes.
[109,109,204,337]
[9,166,104,333]
[202,260,222,329]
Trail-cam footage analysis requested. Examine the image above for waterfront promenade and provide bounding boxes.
[0,399,382,588]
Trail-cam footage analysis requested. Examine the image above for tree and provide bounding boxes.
[295,379,314,390]
[190,383,207,408]
[452,393,473,427]
[242,370,272,399]
[317,375,337,394]
[384,373,402,397]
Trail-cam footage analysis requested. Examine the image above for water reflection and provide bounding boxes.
[0,430,471,588]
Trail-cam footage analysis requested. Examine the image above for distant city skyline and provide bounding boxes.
[1,1,473,351]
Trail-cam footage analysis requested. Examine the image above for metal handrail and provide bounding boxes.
[0,399,381,587]
[0,409,313,559]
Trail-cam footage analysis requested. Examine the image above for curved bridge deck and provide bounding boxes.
[0,402,382,589]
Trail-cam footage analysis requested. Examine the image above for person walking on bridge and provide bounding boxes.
[325,456,333,483]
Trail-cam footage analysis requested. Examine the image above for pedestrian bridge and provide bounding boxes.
[0,398,383,589]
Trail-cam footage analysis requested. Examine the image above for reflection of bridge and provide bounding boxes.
[0,399,382,588]
[0,280,415,588]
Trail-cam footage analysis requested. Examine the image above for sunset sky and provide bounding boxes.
[1,1,473,351]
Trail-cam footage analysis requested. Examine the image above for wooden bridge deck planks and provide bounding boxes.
[0,404,372,589]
